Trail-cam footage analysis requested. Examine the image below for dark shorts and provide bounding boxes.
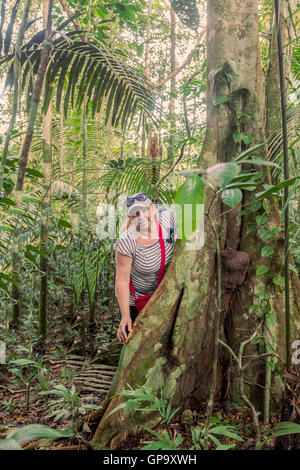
[125,305,139,336]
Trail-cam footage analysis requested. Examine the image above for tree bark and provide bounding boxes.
[168,3,176,158]
[92,0,300,449]
[81,0,92,214]
[38,0,53,339]
[16,0,52,192]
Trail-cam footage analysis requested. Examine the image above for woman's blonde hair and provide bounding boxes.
[121,203,159,234]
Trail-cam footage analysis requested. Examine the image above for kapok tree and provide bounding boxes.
[92,0,300,449]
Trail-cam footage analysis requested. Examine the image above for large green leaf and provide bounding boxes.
[255,176,299,199]
[0,439,22,450]
[234,142,266,162]
[7,424,75,444]
[206,162,240,188]
[236,157,281,170]
[222,188,243,207]
[261,421,300,448]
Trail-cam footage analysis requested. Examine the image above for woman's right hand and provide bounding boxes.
[117,315,132,342]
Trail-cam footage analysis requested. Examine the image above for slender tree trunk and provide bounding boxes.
[92,0,300,449]
[82,102,88,212]
[3,0,31,329]
[148,132,162,184]
[81,0,92,214]
[168,3,176,158]
[0,0,5,56]
[141,0,153,160]
[11,249,20,328]
[59,97,64,175]
[38,0,53,340]
[16,0,52,193]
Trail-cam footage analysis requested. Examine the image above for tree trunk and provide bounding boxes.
[148,132,162,185]
[81,0,92,214]
[168,3,176,158]
[16,0,52,192]
[92,0,300,449]
[38,0,53,339]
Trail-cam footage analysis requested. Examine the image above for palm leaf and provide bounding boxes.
[1,31,160,130]
[4,0,20,54]
[97,158,174,204]
[267,105,300,176]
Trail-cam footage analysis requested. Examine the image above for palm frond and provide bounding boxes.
[1,31,161,130]
[291,39,299,80]
[4,0,20,55]
[0,191,42,268]
[97,158,175,204]
[268,105,300,176]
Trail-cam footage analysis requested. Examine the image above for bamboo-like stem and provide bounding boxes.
[81,0,92,214]
[82,100,88,212]
[16,0,53,191]
[38,0,53,340]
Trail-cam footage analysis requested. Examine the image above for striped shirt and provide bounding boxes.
[114,208,177,306]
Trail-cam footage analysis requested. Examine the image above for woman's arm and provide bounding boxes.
[115,250,133,342]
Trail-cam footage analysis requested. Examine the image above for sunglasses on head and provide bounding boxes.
[126,193,148,207]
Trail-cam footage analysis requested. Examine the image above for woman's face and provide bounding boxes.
[130,205,155,235]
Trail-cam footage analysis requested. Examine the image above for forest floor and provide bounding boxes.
[0,301,295,450]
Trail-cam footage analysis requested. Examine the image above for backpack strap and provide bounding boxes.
[155,219,165,286]
[129,219,165,298]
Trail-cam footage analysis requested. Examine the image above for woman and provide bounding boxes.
[114,193,177,342]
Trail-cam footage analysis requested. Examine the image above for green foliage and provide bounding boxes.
[107,381,180,425]
[221,188,242,207]
[206,162,240,188]
[98,157,174,204]
[0,424,75,450]
[258,422,300,450]
[39,382,98,431]
[190,421,243,450]
[141,428,184,450]
[2,31,160,129]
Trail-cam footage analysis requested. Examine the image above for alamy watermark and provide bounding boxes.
[292,339,300,365]
[95,195,205,250]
